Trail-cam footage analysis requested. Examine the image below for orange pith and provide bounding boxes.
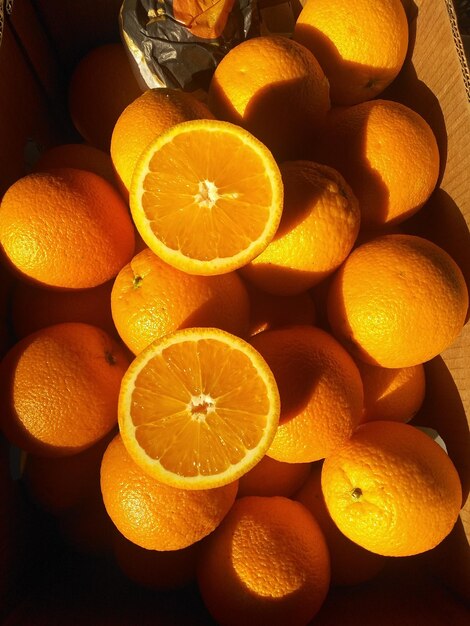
[118,327,280,489]
[129,119,283,276]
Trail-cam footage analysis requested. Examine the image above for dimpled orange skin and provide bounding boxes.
[321,421,463,557]
[240,160,360,296]
[0,169,135,289]
[250,325,364,463]
[100,434,238,551]
[197,496,331,626]
[316,100,440,228]
[327,234,469,368]
[294,0,409,105]
[111,247,250,354]
[111,88,214,195]
[295,462,387,587]
[208,35,330,161]
[0,323,130,457]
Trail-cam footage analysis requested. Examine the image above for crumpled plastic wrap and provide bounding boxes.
[120,0,258,92]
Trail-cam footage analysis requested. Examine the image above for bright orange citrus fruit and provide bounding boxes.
[321,421,463,557]
[197,495,331,626]
[100,433,238,550]
[129,119,283,276]
[118,327,280,489]
[327,234,469,367]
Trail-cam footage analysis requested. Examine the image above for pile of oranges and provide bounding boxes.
[0,0,468,624]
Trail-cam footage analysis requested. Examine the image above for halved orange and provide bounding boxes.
[129,119,284,275]
[118,327,280,489]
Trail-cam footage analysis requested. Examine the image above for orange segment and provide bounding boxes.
[118,327,280,489]
[130,120,283,275]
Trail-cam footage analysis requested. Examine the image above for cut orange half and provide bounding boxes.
[129,119,284,275]
[118,327,281,489]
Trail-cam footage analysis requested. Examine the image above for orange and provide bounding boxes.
[250,325,363,463]
[294,0,409,105]
[321,420,463,557]
[34,143,117,187]
[237,454,311,498]
[129,119,283,276]
[327,234,469,368]
[111,247,250,354]
[295,462,386,586]
[11,279,116,340]
[240,160,360,296]
[208,35,330,161]
[0,322,130,457]
[23,432,113,514]
[244,281,316,336]
[112,530,203,590]
[111,88,214,196]
[316,99,440,228]
[118,326,280,490]
[100,433,238,550]
[68,43,142,151]
[0,169,135,289]
[356,359,426,423]
[172,0,235,39]
[197,495,331,626]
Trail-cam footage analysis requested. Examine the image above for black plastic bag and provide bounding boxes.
[120,0,258,92]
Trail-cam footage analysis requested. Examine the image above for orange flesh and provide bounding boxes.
[129,338,272,476]
[140,129,275,261]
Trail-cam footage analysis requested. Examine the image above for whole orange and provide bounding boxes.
[11,279,116,340]
[68,43,142,151]
[240,160,360,296]
[295,462,386,587]
[0,322,130,457]
[294,0,409,105]
[111,247,250,354]
[197,496,330,626]
[250,325,363,463]
[316,99,440,228]
[100,434,238,551]
[327,234,469,368]
[321,421,463,557]
[0,169,135,289]
[111,88,214,196]
[208,35,330,161]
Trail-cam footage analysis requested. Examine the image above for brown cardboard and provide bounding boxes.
[0,0,469,614]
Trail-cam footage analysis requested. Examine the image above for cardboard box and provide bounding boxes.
[0,0,469,621]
